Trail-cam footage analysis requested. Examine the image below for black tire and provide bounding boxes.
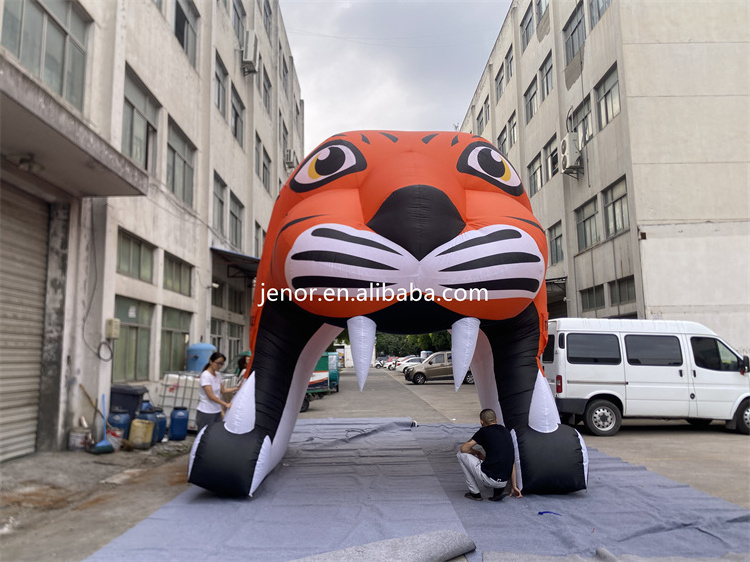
[335,384,340,393]
[299,396,310,413]
[388,364,395,371]
[687,418,712,428]
[464,371,475,385]
[584,399,621,436]
[735,400,750,435]
[375,364,382,369]
[412,373,426,385]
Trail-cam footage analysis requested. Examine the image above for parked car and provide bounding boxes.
[395,356,423,372]
[388,355,416,370]
[545,318,750,436]
[404,351,474,385]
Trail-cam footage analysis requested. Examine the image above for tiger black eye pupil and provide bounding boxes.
[314,147,345,176]
[477,148,505,177]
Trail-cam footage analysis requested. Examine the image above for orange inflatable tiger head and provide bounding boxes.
[251,130,548,348]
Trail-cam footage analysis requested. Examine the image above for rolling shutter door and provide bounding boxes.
[0,184,49,462]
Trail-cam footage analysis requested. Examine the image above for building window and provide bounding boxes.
[228,322,243,359]
[229,193,243,248]
[576,197,599,251]
[508,113,517,148]
[495,64,505,100]
[282,57,289,96]
[213,173,226,235]
[603,180,629,238]
[476,108,484,133]
[262,68,272,113]
[543,136,558,182]
[580,285,605,311]
[563,2,586,65]
[231,85,244,145]
[262,149,271,192]
[231,0,245,42]
[536,0,549,21]
[122,69,159,174]
[117,230,154,283]
[483,96,490,125]
[113,296,152,382]
[548,222,563,265]
[497,127,508,155]
[214,53,227,117]
[211,280,224,308]
[153,0,163,10]
[520,5,534,52]
[161,307,191,374]
[527,155,542,196]
[228,287,244,314]
[1,0,89,111]
[524,78,538,124]
[254,221,263,257]
[281,120,289,155]
[505,46,514,82]
[610,276,636,306]
[263,0,272,36]
[571,97,593,145]
[167,120,195,207]
[174,0,197,67]
[597,66,620,130]
[539,53,553,101]
[255,134,262,177]
[164,253,192,296]
[210,318,224,353]
[590,0,612,28]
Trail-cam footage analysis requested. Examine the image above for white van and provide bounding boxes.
[543,318,750,436]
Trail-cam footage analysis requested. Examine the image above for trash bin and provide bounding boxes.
[110,385,147,421]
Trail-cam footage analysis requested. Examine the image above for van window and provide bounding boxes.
[432,353,445,363]
[624,335,683,366]
[542,335,555,363]
[567,333,621,364]
[691,337,739,371]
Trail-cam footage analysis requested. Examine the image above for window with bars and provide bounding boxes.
[603,180,629,237]
[167,120,195,207]
[122,68,159,174]
[483,96,490,125]
[576,197,599,252]
[505,46,514,82]
[228,322,243,360]
[543,136,558,182]
[497,127,508,155]
[508,113,517,148]
[1,0,90,110]
[117,230,154,283]
[230,192,243,249]
[213,173,226,235]
[524,78,538,123]
[520,5,534,52]
[476,108,484,133]
[563,2,586,65]
[215,53,227,117]
[540,54,553,101]
[597,66,620,130]
[548,222,563,265]
[580,285,605,311]
[571,97,593,145]
[113,296,153,382]
[609,276,636,306]
[231,85,244,145]
[161,307,191,373]
[495,64,505,100]
[228,287,244,314]
[527,155,542,196]
[164,253,192,296]
[210,318,224,354]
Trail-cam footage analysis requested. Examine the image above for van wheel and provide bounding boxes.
[412,373,426,385]
[735,400,750,435]
[300,396,310,413]
[584,400,621,436]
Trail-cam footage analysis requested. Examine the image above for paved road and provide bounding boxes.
[1,367,747,561]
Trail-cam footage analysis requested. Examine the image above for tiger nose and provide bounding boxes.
[366,185,466,261]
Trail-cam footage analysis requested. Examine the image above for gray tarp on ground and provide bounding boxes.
[89,418,750,561]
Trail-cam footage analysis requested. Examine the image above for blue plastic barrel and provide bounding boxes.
[153,407,167,443]
[107,407,131,440]
[186,342,217,372]
[137,408,158,447]
[169,407,189,441]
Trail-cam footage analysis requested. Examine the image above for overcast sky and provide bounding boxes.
[278,1,512,155]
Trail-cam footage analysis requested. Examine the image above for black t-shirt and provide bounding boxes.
[471,424,514,481]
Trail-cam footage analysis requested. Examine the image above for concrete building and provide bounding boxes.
[0,0,303,461]
[461,0,749,353]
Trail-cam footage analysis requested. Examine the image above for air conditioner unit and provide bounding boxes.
[241,29,258,75]
[284,149,296,168]
[561,131,582,172]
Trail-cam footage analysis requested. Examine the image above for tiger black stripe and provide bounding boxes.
[439,252,541,272]
[291,250,397,270]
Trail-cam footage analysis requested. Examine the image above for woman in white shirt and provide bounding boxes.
[196,352,238,432]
